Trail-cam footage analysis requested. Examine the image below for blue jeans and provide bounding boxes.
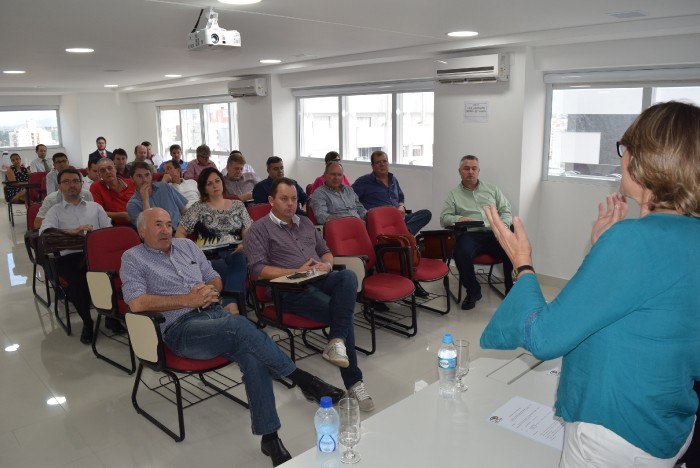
[163,306,296,435]
[211,250,247,307]
[405,209,432,235]
[453,231,513,298]
[279,269,363,389]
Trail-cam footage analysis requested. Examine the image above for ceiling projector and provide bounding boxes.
[187,7,241,50]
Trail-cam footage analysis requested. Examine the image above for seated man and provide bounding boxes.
[82,159,100,190]
[28,144,52,173]
[440,155,514,310]
[90,158,135,226]
[121,208,344,467]
[157,144,186,173]
[45,153,71,195]
[127,162,188,228]
[40,168,112,343]
[35,184,93,229]
[184,144,217,180]
[161,159,199,208]
[245,177,374,413]
[127,144,155,174]
[111,148,131,179]
[352,150,432,235]
[223,152,259,201]
[309,161,366,224]
[308,151,351,194]
[252,157,308,212]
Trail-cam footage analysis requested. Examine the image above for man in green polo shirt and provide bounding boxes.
[440,155,514,310]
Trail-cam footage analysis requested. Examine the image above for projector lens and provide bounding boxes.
[210,33,220,44]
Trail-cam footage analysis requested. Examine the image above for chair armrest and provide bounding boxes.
[416,229,455,261]
[374,243,414,279]
[333,256,366,293]
[220,289,246,316]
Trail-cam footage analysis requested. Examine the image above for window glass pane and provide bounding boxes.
[180,108,202,162]
[652,86,700,106]
[159,109,182,158]
[0,110,60,149]
[203,102,238,168]
[300,97,339,158]
[548,88,642,179]
[396,92,433,166]
[344,94,392,162]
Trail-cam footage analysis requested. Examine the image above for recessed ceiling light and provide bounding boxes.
[66,47,94,53]
[218,0,262,4]
[259,59,281,64]
[164,74,182,78]
[3,70,26,74]
[104,84,119,88]
[46,396,67,406]
[4,344,19,352]
[447,31,479,38]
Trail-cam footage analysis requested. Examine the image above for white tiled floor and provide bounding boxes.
[0,202,561,468]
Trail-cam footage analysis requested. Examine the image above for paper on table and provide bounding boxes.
[487,396,564,450]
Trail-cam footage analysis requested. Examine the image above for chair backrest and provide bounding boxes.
[26,203,41,231]
[151,172,164,182]
[78,168,88,176]
[247,203,272,221]
[28,171,47,202]
[366,206,410,243]
[85,226,142,272]
[324,217,377,270]
[224,193,240,200]
[306,203,319,225]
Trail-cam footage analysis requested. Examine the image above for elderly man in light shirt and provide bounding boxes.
[40,168,112,344]
[309,162,366,224]
[440,154,514,310]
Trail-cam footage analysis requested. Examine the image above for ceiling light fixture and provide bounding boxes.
[4,344,19,352]
[3,70,26,74]
[447,31,479,38]
[46,396,67,406]
[164,74,182,78]
[66,48,95,53]
[104,84,119,88]
[259,59,281,64]
[218,0,262,5]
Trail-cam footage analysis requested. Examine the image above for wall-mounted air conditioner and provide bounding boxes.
[228,78,267,97]
[435,54,509,84]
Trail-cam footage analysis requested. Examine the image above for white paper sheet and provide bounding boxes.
[487,396,565,450]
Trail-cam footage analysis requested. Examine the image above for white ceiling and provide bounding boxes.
[1,0,700,94]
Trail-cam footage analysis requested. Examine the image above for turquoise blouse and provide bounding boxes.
[481,214,700,458]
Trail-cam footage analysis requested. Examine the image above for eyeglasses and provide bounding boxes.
[616,141,627,158]
[60,179,82,185]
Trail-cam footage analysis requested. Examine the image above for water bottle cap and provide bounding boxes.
[442,333,453,344]
[320,396,332,408]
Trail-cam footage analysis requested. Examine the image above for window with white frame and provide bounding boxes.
[544,69,700,182]
[0,108,61,149]
[157,101,239,169]
[296,85,434,167]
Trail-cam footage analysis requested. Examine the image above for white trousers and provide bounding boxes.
[559,421,694,468]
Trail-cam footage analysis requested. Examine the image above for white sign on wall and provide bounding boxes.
[464,101,489,123]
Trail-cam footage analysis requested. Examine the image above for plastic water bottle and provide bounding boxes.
[315,396,340,467]
[438,333,457,397]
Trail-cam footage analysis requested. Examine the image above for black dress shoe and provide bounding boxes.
[414,282,430,298]
[261,438,292,467]
[371,301,390,312]
[461,291,482,310]
[80,326,94,345]
[300,376,346,404]
[105,318,127,334]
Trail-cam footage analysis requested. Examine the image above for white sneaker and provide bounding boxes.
[347,381,375,412]
[322,340,350,368]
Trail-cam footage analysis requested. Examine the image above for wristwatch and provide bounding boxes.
[513,265,535,281]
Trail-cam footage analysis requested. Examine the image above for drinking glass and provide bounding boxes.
[338,396,361,464]
[455,339,470,392]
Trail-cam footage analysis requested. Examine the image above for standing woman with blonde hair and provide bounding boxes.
[481,101,700,467]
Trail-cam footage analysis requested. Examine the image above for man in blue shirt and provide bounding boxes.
[352,150,431,235]
[126,162,188,228]
[157,144,187,173]
[252,156,308,213]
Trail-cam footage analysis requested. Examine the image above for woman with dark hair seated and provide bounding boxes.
[175,167,251,306]
[481,101,700,467]
[5,153,31,202]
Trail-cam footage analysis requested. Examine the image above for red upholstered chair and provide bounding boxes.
[28,171,47,203]
[125,305,248,442]
[249,276,330,363]
[151,172,164,182]
[366,206,452,315]
[39,244,74,335]
[85,226,142,373]
[24,203,51,307]
[247,203,272,221]
[324,216,416,354]
[453,253,506,301]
